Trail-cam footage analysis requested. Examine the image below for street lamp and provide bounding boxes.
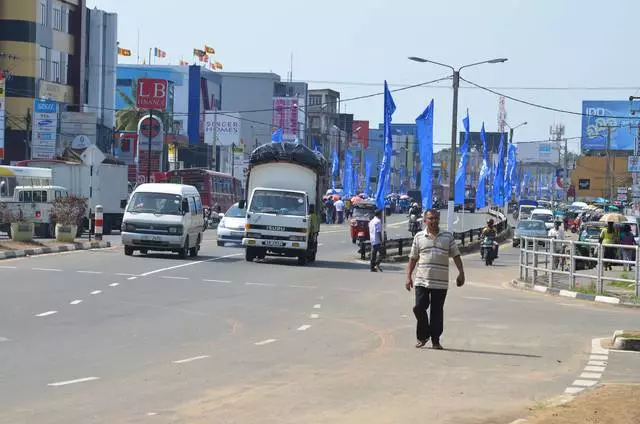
[409,56,508,231]
[504,121,527,143]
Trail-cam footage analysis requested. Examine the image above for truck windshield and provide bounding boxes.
[249,190,306,216]
[127,192,182,215]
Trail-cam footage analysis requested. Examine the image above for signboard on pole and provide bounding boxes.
[136,78,168,110]
[272,97,299,141]
[628,156,640,173]
[0,75,5,160]
[204,112,240,146]
[31,99,58,159]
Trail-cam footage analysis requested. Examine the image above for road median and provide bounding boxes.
[0,239,111,260]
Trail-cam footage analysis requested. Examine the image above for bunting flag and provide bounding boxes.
[375,81,397,210]
[353,161,360,194]
[193,48,205,57]
[343,150,353,197]
[153,48,167,58]
[364,155,373,196]
[454,110,470,205]
[204,45,216,54]
[271,128,283,143]
[492,133,506,206]
[117,47,132,56]
[504,142,517,202]
[331,149,339,190]
[475,123,490,209]
[399,166,406,194]
[312,137,319,152]
[214,61,223,69]
[416,99,434,209]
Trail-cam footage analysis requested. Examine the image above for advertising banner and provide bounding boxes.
[204,112,241,146]
[32,99,58,159]
[0,75,5,160]
[628,156,640,173]
[581,100,638,152]
[272,97,299,141]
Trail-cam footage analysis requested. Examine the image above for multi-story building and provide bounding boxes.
[307,88,339,159]
[1,0,87,163]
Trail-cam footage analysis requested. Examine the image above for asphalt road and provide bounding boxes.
[0,214,637,424]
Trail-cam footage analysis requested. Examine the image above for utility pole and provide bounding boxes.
[606,126,612,200]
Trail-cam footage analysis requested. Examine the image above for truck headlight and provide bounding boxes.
[289,235,306,241]
[169,226,183,235]
[122,223,136,232]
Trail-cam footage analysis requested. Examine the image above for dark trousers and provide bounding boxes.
[370,244,382,270]
[413,286,448,342]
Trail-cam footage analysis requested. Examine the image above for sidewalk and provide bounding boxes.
[0,237,111,259]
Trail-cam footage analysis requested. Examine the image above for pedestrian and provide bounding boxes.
[406,209,465,350]
[599,221,618,271]
[334,197,345,224]
[620,224,636,272]
[324,197,334,225]
[368,209,383,272]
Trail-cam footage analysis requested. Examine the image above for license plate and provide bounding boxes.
[142,235,160,241]
[264,240,285,247]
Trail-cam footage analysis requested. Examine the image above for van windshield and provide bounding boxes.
[519,206,536,219]
[127,192,182,215]
[531,213,553,223]
[249,190,306,216]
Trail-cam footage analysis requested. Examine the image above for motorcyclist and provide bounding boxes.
[408,202,422,235]
[408,202,422,218]
[481,218,499,258]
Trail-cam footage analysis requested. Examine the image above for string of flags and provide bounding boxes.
[116,43,223,69]
[117,47,131,56]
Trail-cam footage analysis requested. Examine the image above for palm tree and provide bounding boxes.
[116,82,173,133]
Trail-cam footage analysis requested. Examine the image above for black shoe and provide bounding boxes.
[415,339,428,348]
[431,339,443,350]
[370,268,377,272]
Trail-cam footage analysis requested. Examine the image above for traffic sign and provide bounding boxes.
[136,78,168,110]
[139,116,161,139]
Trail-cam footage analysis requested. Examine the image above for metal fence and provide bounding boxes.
[518,236,640,301]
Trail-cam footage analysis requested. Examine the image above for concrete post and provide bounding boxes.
[95,205,103,241]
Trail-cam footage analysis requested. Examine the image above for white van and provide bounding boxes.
[529,208,555,230]
[121,183,204,258]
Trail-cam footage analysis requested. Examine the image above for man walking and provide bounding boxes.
[368,209,383,272]
[406,209,465,349]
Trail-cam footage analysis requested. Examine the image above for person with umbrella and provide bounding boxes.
[599,213,626,271]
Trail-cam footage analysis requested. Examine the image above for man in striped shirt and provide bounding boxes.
[406,208,465,349]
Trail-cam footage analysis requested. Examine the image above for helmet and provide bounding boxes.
[487,218,495,226]
[412,202,419,208]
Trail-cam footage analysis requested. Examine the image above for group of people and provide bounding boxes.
[322,196,348,224]
[599,222,637,271]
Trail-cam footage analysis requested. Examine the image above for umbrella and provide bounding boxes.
[599,213,627,223]
[351,196,363,204]
[400,194,410,200]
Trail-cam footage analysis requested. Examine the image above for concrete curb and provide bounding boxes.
[510,279,640,308]
[0,241,111,260]
[611,330,640,351]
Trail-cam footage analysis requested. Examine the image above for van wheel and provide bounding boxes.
[124,246,134,256]
[189,236,200,257]
[297,255,308,265]
[178,237,189,259]
[245,247,256,262]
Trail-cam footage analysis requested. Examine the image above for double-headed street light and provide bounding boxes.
[409,56,508,231]
[505,121,527,142]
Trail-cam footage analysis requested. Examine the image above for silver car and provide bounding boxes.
[217,203,246,246]
[513,219,548,247]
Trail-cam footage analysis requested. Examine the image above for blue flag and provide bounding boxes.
[455,110,470,205]
[504,142,517,202]
[271,128,283,143]
[416,99,435,209]
[343,150,353,196]
[331,149,339,190]
[312,137,319,152]
[353,160,360,194]
[475,123,490,209]
[399,166,406,194]
[364,155,373,196]
[492,133,506,206]
[375,81,396,210]
[410,166,416,189]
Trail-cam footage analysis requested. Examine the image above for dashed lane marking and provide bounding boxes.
[160,276,189,280]
[32,268,62,272]
[463,296,492,301]
[584,365,606,372]
[76,270,102,274]
[109,283,119,287]
[245,282,275,287]
[203,279,231,284]
[172,355,210,364]
[580,372,602,379]
[70,300,83,305]
[127,276,138,280]
[0,265,17,269]
[288,284,317,289]
[116,273,136,277]
[297,325,311,331]
[563,338,609,395]
[572,379,598,387]
[310,314,319,319]
[48,377,100,387]
[313,304,321,309]
[35,311,58,317]
[90,290,102,295]
[0,336,11,342]
[590,354,608,361]
[254,339,277,346]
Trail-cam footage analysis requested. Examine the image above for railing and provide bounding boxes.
[357,208,510,260]
[518,236,640,300]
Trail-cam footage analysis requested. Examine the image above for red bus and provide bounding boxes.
[163,168,243,212]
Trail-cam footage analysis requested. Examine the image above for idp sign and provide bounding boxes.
[136,78,168,110]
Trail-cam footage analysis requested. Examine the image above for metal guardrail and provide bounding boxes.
[357,208,509,260]
[518,236,640,299]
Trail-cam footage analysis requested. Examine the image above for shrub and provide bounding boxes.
[50,196,88,226]
[0,204,28,223]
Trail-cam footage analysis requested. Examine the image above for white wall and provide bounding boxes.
[86,8,117,128]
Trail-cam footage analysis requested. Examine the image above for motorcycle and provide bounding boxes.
[481,236,498,266]
[408,213,421,236]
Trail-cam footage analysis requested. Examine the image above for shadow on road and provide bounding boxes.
[442,348,541,358]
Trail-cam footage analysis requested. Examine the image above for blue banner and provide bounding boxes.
[416,99,435,209]
[331,149,339,190]
[581,100,639,151]
[504,142,517,201]
[399,166,406,194]
[353,161,359,194]
[312,137,319,152]
[343,150,353,196]
[492,133,506,206]
[455,110,470,205]
[375,81,396,210]
[271,128,283,143]
[364,156,373,196]
[475,123,489,209]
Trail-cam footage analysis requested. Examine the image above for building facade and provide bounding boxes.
[307,88,340,159]
[0,0,87,163]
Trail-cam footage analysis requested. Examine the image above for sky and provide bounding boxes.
[88,0,640,153]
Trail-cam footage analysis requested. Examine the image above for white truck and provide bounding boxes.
[241,142,328,265]
[18,154,129,235]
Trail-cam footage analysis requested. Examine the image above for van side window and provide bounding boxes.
[188,197,196,215]
[55,191,62,199]
[33,191,42,202]
[18,191,23,202]
[195,197,202,213]
[24,191,33,203]
[42,191,47,202]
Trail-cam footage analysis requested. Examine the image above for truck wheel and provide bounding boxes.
[189,236,200,257]
[217,241,224,247]
[245,247,256,262]
[124,246,134,256]
[178,237,189,259]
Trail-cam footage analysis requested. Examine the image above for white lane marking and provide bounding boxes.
[32,268,62,272]
[310,314,319,319]
[245,282,275,286]
[564,387,584,395]
[172,355,209,364]
[203,279,232,284]
[116,273,136,276]
[35,310,58,317]
[572,379,598,387]
[90,290,102,295]
[127,276,138,280]
[288,284,317,289]
[70,300,83,305]
[463,296,492,301]
[558,302,583,307]
[0,265,17,269]
[584,365,606,372]
[587,360,607,366]
[297,325,311,331]
[0,336,11,342]
[161,276,189,280]
[138,253,242,278]
[591,338,609,355]
[590,355,608,361]
[48,376,100,387]
[109,283,119,287]
[313,304,321,309]
[146,412,158,416]
[77,270,102,274]
[254,339,277,346]
[580,372,602,379]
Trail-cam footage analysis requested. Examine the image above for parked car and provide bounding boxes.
[217,202,246,246]
[513,219,548,247]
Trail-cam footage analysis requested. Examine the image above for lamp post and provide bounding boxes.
[408,56,508,231]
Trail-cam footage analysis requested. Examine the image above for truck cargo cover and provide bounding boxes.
[249,142,327,173]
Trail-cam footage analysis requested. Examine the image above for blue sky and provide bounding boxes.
[88,0,640,152]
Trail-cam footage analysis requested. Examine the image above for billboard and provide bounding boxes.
[0,75,5,160]
[60,112,97,150]
[458,131,507,153]
[32,99,58,159]
[204,112,241,146]
[272,97,299,141]
[352,120,369,148]
[581,100,639,151]
[515,140,556,163]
